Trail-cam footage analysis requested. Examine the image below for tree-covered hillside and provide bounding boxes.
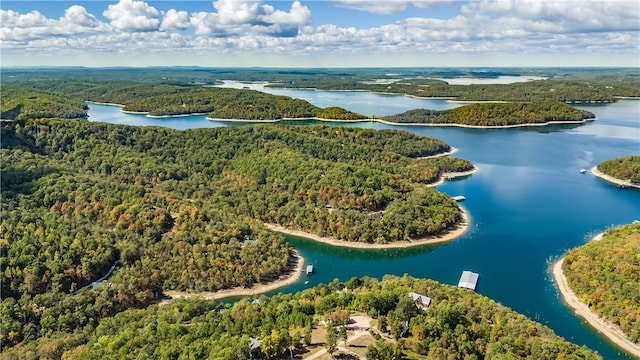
[0,83,88,120]
[563,223,640,345]
[597,155,640,184]
[1,81,604,127]
[1,119,472,355]
[1,81,365,121]
[13,275,601,360]
[273,78,640,103]
[382,100,595,126]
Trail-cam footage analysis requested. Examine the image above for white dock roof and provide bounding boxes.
[458,271,479,290]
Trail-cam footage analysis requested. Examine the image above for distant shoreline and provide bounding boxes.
[553,234,640,358]
[88,101,595,129]
[208,116,594,129]
[265,206,469,249]
[591,167,640,189]
[161,249,305,303]
[372,117,595,129]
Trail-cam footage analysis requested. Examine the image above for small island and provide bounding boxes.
[554,223,640,357]
[592,155,640,189]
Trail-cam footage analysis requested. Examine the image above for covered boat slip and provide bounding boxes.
[458,270,479,291]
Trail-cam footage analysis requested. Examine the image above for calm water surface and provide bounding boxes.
[88,93,640,359]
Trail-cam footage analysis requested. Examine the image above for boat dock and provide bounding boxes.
[306,264,314,275]
[458,270,479,291]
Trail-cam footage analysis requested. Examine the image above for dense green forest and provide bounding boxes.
[1,81,364,120]
[381,100,595,126]
[1,118,473,355]
[271,78,636,103]
[2,81,601,127]
[563,223,640,344]
[263,67,640,102]
[597,155,640,184]
[1,275,601,359]
[0,83,88,121]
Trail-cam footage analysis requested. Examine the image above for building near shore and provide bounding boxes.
[458,271,479,290]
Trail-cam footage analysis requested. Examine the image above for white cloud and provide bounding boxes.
[0,6,108,43]
[0,0,638,67]
[460,0,640,32]
[103,0,160,32]
[63,5,101,28]
[261,1,311,25]
[0,9,49,28]
[333,0,409,15]
[188,0,310,36]
[333,0,452,14]
[160,9,190,31]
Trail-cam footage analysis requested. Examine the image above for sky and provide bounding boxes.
[1,0,639,67]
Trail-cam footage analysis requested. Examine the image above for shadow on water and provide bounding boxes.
[515,122,588,134]
[277,119,588,135]
[442,174,473,183]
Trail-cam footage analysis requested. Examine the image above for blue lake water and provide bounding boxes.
[87,92,640,359]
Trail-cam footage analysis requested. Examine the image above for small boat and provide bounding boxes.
[304,281,310,285]
[452,195,466,202]
[579,168,587,174]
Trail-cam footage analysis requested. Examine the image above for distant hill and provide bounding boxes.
[3,81,600,128]
[0,81,365,121]
[381,100,595,127]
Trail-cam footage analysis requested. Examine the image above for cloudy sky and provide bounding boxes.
[1,0,639,67]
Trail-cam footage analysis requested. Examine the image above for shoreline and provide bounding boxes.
[591,167,640,189]
[161,249,305,303]
[372,117,595,129]
[417,147,458,159]
[427,168,477,187]
[206,116,368,123]
[265,206,470,249]
[552,234,640,358]
[88,101,594,129]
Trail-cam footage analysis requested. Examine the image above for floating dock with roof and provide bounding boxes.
[457,270,479,291]
[306,264,314,275]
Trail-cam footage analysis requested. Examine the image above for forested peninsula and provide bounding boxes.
[1,118,475,356]
[380,100,595,127]
[0,81,365,121]
[560,223,640,356]
[1,80,596,127]
[593,155,640,188]
[3,275,602,359]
